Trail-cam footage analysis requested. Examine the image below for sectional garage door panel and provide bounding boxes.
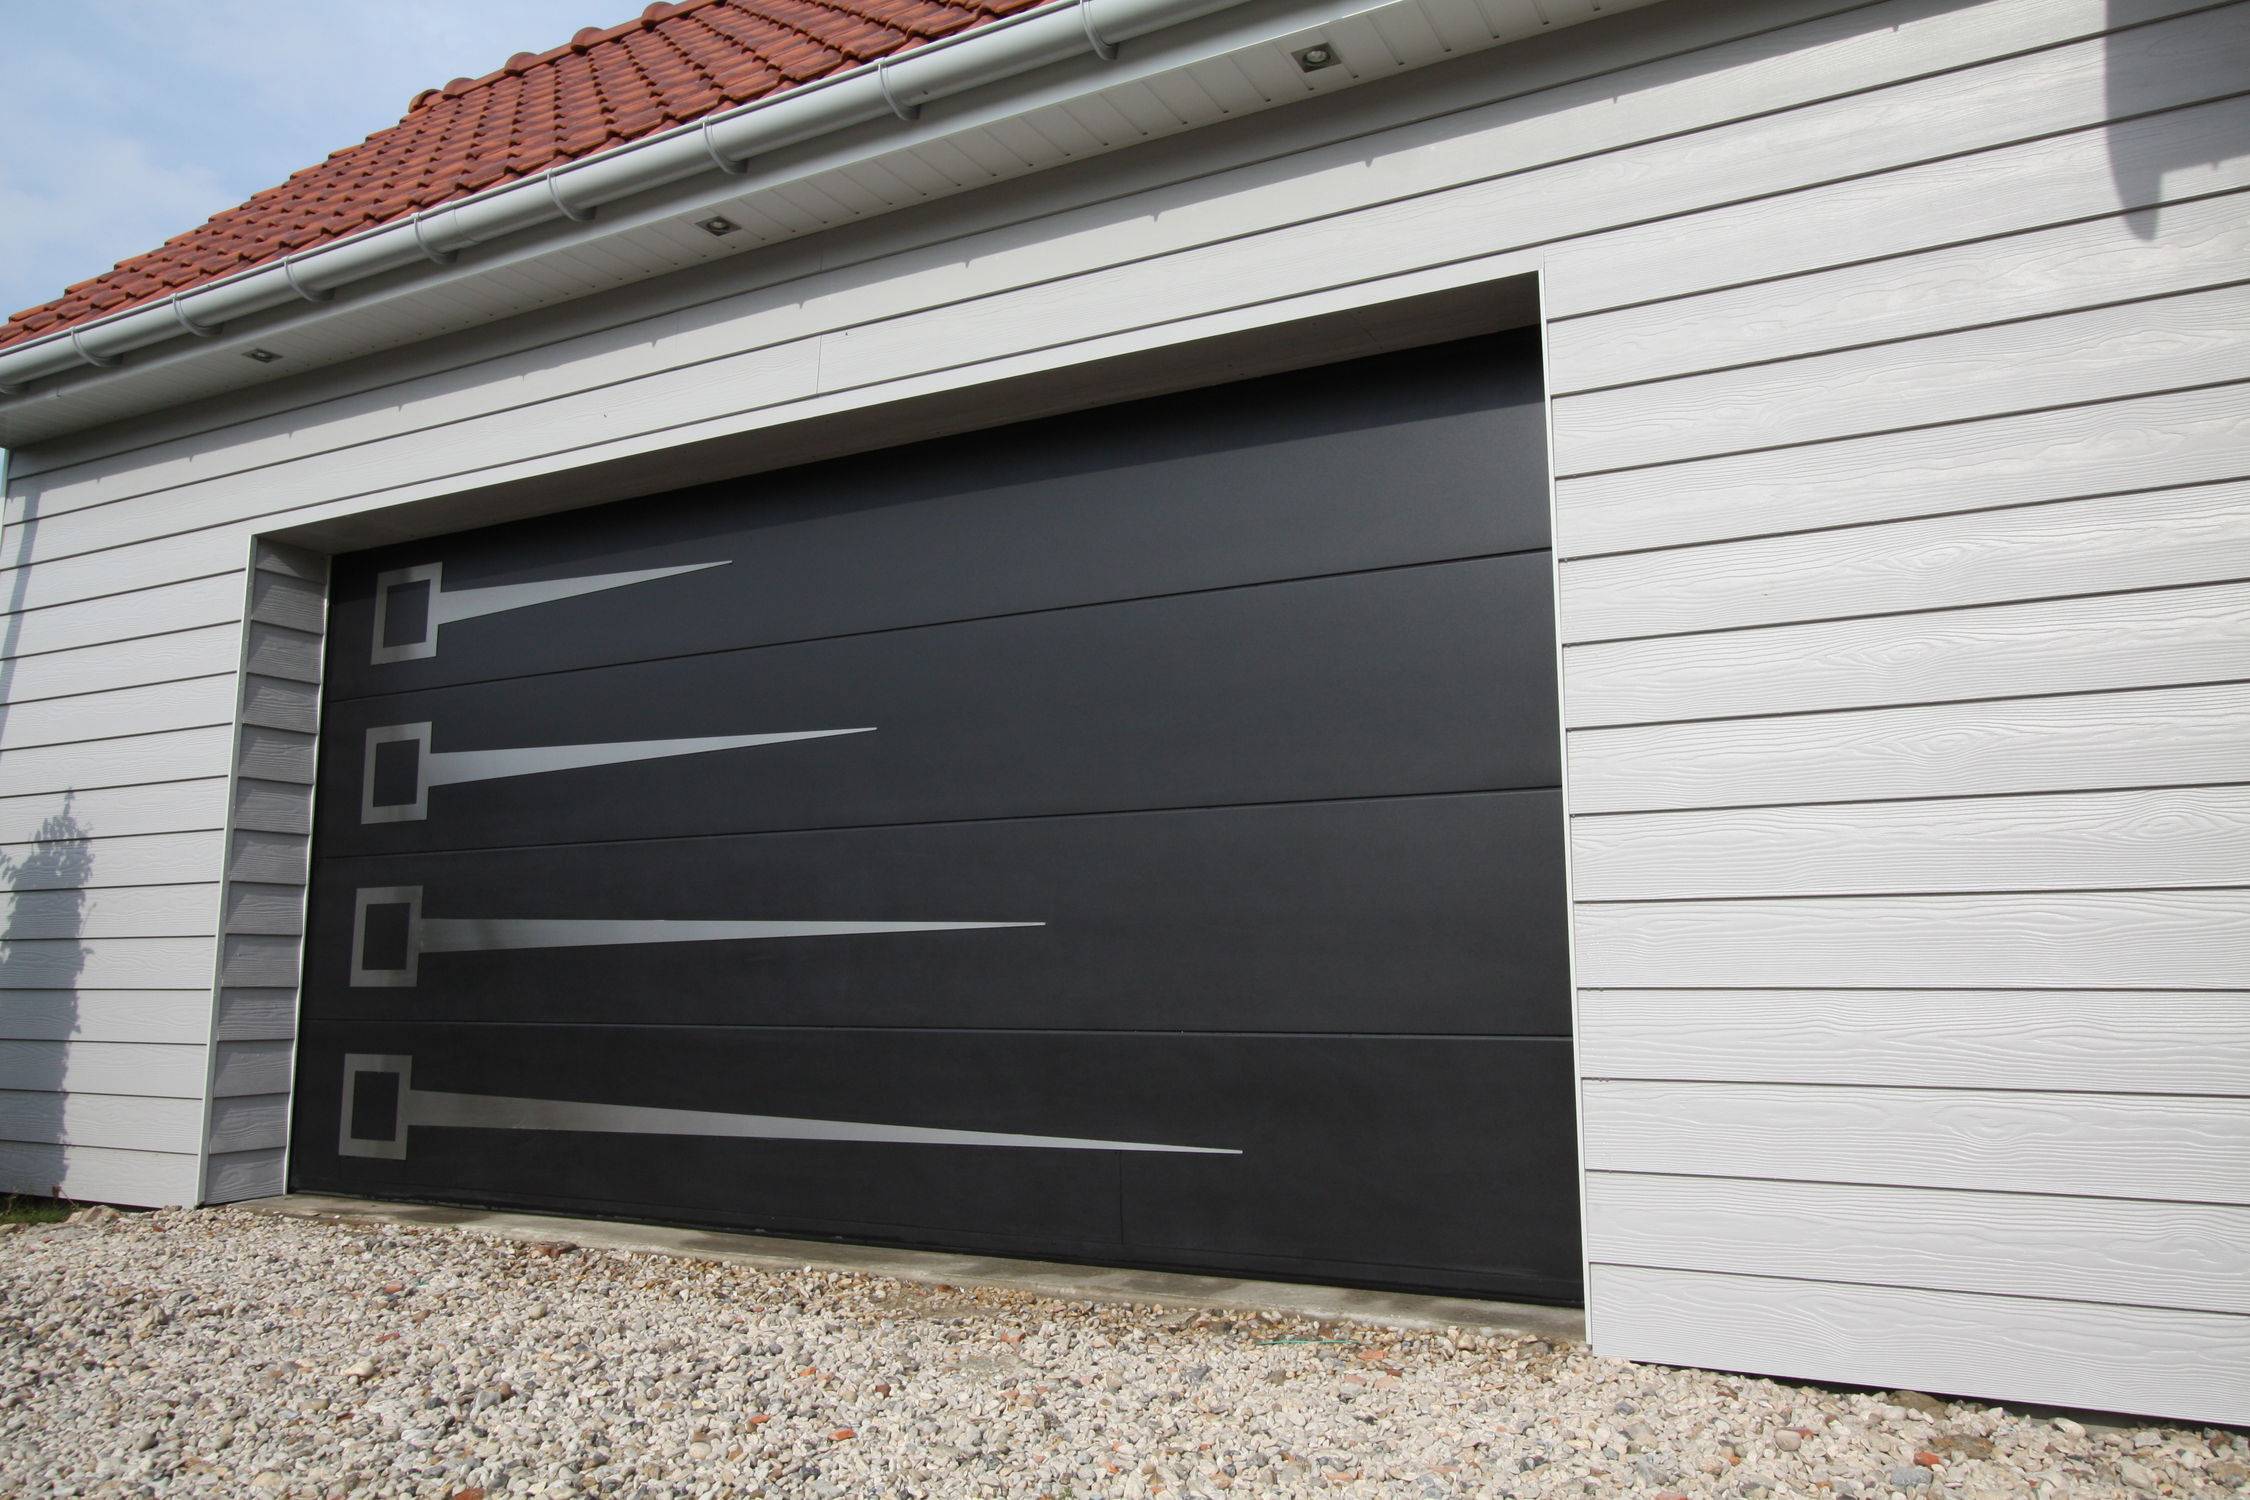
[304,790,1567,1034]
[320,336,1551,702]
[317,554,1560,857]
[290,1026,1581,1300]
[294,332,1577,1299]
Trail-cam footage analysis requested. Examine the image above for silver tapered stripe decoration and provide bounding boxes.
[351,885,1041,986]
[373,559,727,663]
[340,1055,1241,1160]
[428,728,872,786]
[362,723,873,821]
[418,917,1041,954]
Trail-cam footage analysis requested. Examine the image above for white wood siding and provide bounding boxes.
[1,0,2243,1422]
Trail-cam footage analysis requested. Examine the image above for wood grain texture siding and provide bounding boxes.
[1566,681,2250,814]
[209,1041,291,1098]
[1564,581,2250,728]
[1587,1267,2250,1428]
[0,831,220,890]
[5,883,220,939]
[0,938,216,992]
[1572,787,2250,900]
[0,992,217,1046]
[0,676,237,750]
[1553,281,2250,475]
[202,1146,284,1203]
[206,1094,288,1154]
[0,1090,204,1154]
[1547,86,2250,317]
[212,990,297,1042]
[1555,379,2250,558]
[0,574,243,661]
[0,1041,207,1099]
[0,1141,200,1206]
[1574,890,2250,989]
[1586,1174,2250,1315]
[1550,190,2250,392]
[0,733,232,801]
[1561,480,2250,644]
[1582,1082,2250,1203]
[1577,990,2250,1094]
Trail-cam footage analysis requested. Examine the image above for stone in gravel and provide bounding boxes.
[2118,1456,2161,1489]
[1889,1463,1935,1488]
[1772,1429,1802,1452]
[1891,1390,1950,1416]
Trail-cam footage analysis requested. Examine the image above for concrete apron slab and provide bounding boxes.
[241,1194,1584,1344]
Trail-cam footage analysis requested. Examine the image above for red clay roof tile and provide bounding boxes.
[2,0,1042,352]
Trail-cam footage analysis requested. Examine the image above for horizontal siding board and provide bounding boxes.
[1586,1173,2250,1315]
[217,935,299,989]
[0,733,232,802]
[1577,989,2250,1094]
[241,623,322,685]
[246,570,325,632]
[0,990,215,1046]
[1560,480,2250,644]
[221,882,303,938]
[206,1093,288,1154]
[1572,786,2250,900]
[0,675,237,750]
[209,1040,292,1098]
[1550,190,2250,392]
[0,574,243,661]
[1588,1266,2250,1428]
[235,727,316,785]
[1563,581,2250,728]
[0,937,215,991]
[0,784,229,860]
[1565,681,2250,814]
[231,778,311,837]
[0,830,220,891]
[0,533,246,618]
[0,1039,206,1098]
[1573,890,2250,989]
[203,1146,285,1204]
[1549,82,2250,318]
[1582,1081,2250,1203]
[0,1090,203,1154]
[227,830,307,886]
[213,988,298,1042]
[0,1140,200,1207]
[1555,378,2250,559]
[2,883,218,940]
[1552,281,2250,475]
[0,622,239,706]
[237,673,319,735]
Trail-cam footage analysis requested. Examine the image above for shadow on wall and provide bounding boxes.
[2,465,96,1195]
[0,797,93,1197]
[2108,0,2221,240]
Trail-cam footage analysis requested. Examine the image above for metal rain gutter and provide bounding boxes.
[0,0,1256,396]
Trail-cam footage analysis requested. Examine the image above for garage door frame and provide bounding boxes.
[207,262,1584,1302]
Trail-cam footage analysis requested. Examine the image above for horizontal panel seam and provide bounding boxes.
[309,783,1563,864]
[1569,778,2250,820]
[1562,671,2250,734]
[1548,254,2250,398]
[1585,1259,2250,1319]
[321,546,1555,708]
[1561,569,2250,650]
[1554,369,2250,482]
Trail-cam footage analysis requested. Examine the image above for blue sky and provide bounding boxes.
[0,0,603,322]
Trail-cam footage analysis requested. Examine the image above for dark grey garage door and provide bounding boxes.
[290,331,1578,1302]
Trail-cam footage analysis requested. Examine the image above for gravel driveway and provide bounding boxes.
[1,1206,2240,1498]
